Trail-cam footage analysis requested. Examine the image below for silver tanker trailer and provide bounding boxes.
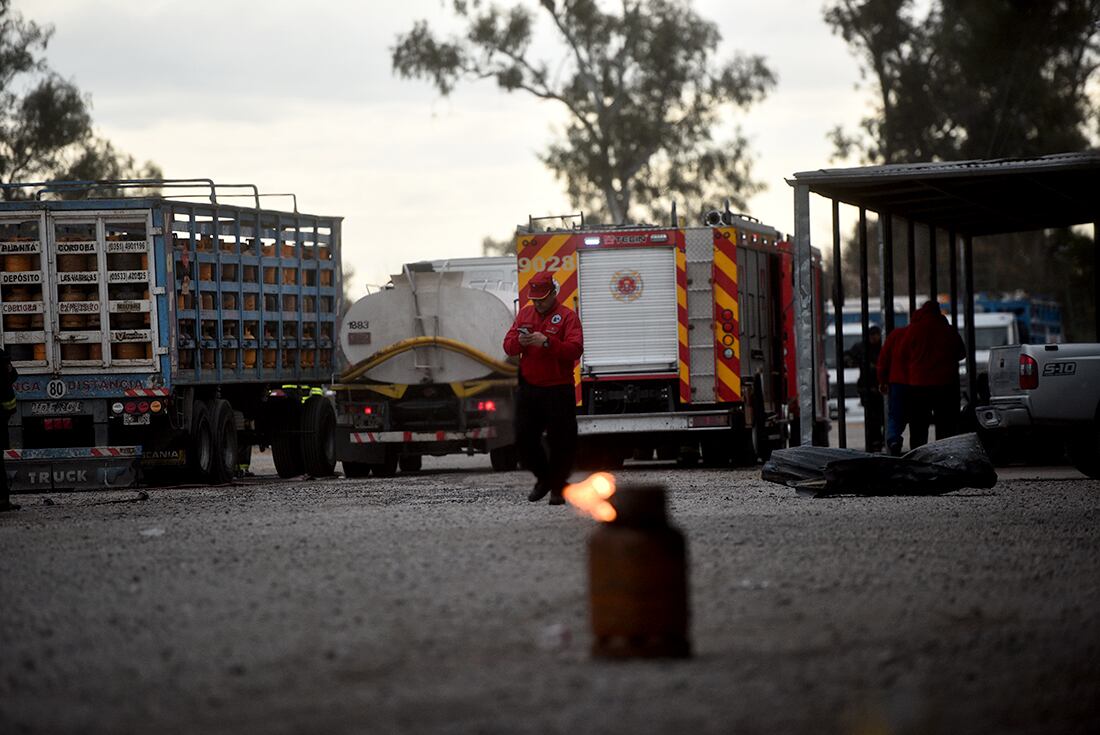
[332,257,519,476]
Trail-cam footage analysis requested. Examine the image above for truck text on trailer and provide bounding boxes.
[0,179,341,490]
[513,209,828,468]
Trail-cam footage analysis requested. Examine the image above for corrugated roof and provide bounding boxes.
[788,151,1100,236]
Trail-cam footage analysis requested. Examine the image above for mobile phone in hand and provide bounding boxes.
[518,326,531,335]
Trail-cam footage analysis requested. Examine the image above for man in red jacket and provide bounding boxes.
[899,301,965,448]
[503,270,584,505]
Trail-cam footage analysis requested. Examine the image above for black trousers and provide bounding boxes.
[515,383,577,492]
[907,383,959,449]
[860,389,885,452]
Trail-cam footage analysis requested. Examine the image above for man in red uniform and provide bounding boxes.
[503,270,584,505]
[899,301,966,448]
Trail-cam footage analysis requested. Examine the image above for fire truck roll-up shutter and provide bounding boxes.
[578,246,678,375]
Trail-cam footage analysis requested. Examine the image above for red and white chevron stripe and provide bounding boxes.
[123,388,169,397]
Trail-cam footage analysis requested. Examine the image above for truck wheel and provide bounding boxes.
[301,396,337,477]
[343,461,371,478]
[187,401,216,482]
[271,401,305,479]
[398,454,422,473]
[209,399,238,484]
[372,451,399,478]
[1067,423,1100,480]
[751,375,773,462]
[490,446,517,471]
[700,435,732,467]
[732,429,758,467]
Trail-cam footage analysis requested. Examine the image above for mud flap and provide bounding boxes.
[6,448,141,492]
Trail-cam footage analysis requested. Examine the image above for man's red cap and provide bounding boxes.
[527,270,556,300]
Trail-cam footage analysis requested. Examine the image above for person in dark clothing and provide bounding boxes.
[899,301,966,448]
[1,346,18,512]
[846,326,884,452]
[877,324,910,456]
[503,270,584,506]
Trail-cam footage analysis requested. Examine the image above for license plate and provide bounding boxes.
[123,413,151,426]
[29,400,85,415]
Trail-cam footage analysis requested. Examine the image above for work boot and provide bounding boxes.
[528,480,549,502]
[548,484,565,506]
[887,441,903,457]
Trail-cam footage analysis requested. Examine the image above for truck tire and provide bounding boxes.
[489,445,517,471]
[751,375,773,463]
[187,401,216,482]
[301,396,337,477]
[209,399,238,485]
[1067,423,1100,480]
[343,461,372,479]
[700,435,732,467]
[372,450,399,478]
[398,454,422,473]
[271,401,305,479]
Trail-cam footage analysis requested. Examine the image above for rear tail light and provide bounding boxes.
[43,418,74,430]
[477,400,497,412]
[1019,354,1038,390]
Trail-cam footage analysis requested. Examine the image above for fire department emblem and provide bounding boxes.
[611,270,643,302]
[551,314,562,324]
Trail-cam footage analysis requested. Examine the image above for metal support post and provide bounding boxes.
[963,235,977,402]
[948,228,959,327]
[793,184,815,446]
[832,200,846,448]
[907,219,916,314]
[928,225,938,301]
[883,214,895,332]
[858,208,870,451]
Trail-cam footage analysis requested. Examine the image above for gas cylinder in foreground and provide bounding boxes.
[587,484,691,658]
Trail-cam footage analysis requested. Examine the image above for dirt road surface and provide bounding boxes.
[2,454,1098,734]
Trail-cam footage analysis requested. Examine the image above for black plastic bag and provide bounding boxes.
[761,432,997,497]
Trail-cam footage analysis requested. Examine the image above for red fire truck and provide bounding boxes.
[514,211,828,468]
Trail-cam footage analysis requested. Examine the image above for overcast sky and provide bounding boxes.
[21,0,867,293]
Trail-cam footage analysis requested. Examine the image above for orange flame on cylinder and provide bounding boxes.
[563,472,617,522]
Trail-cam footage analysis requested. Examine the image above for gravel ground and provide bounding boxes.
[1,454,1098,735]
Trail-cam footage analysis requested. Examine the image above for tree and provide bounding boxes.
[0,1,160,199]
[392,0,775,224]
[824,0,1100,164]
[823,0,1100,338]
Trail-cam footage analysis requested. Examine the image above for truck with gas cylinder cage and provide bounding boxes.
[0,179,341,491]
[513,207,828,469]
[332,257,519,477]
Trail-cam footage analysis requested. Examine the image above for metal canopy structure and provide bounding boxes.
[788,151,1100,446]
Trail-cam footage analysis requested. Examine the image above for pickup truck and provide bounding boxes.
[976,343,1100,479]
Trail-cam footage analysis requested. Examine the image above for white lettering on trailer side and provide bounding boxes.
[0,240,41,253]
[1,271,43,285]
[57,272,98,284]
[56,241,97,253]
